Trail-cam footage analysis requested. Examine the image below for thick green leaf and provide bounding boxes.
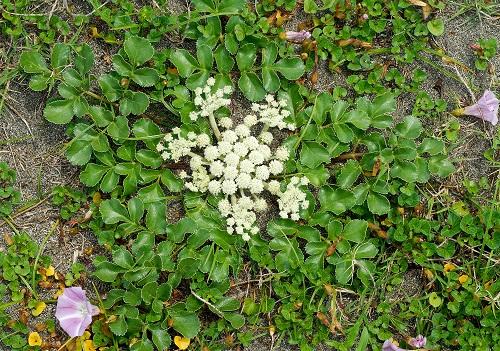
[395,115,422,139]
[107,116,130,140]
[132,119,161,150]
[151,329,171,351]
[109,315,128,336]
[128,197,144,223]
[29,74,50,91]
[44,99,74,124]
[66,140,92,166]
[124,36,155,66]
[112,54,133,76]
[238,72,265,101]
[100,169,120,193]
[94,262,125,283]
[192,0,216,12]
[236,44,256,71]
[335,260,353,284]
[367,192,390,215]
[343,219,367,243]
[224,312,245,329]
[75,43,95,75]
[427,19,445,36]
[100,199,130,224]
[310,92,332,124]
[99,74,122,102]
[304,0,319,13]
[214,45,234,73]
[391,160,417,183]
[273,58,305,80]
[51,43,70,69]
[20,51,49,74]
[170,309,201,338]
[300,141,330,168]
[318,186,356,215]
[131,68,159,87]
[418,138,444,155]
[337,160,361,189]
[197,44,213,69]
[428,155,455,177]
[170,49,198,78]
[218,0,246,12]
[120,91,149,116]
[80,163,109,186]
[146,203,167,234]
[262,68,280,92]
[89,105,114,127]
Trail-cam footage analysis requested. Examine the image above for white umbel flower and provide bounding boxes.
[269,160,284,175]
[275,146,289,161]
[260,131,273,144]
[276,176,309,220]
[220,117,233,129]
[244,114,258,127]
[156,79,308,241]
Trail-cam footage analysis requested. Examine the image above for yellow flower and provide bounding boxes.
[83,340,97,351]
[174,336,190,350]
[32,302,46,317]
[28,331,42,346]
[45,265,55,276]
[459,274,469,284]
[443,262,456,273]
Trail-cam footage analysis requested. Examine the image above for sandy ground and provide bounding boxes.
[0,1,498,350]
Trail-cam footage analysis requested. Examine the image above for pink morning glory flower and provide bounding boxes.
[382,340,406,351]
[284,30,311,43]
[408,335,427,348]
[55,287,100,337]
[462,90,499,126]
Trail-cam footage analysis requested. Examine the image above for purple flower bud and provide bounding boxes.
[284,30,311,43]
[55,287,100,337]
[463,90,499,126]
[362,14,369,20]
[408,335,427,348]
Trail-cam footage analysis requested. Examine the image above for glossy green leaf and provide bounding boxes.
[318,186,356,215]
[343,219,367,243]
[20,51,49,74]
[170,49,198,78]
[300,141,330,168]
[43,99,74,124]
[100,199,130,224]
[367,192,390,215]
[131,68,159,87]
[236,43,256,71]
[124,36,155,66]
[337,160,361,189]
[395,115,422,139]
[238,72,265,101]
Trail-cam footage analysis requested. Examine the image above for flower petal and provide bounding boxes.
[463,90,499,125]
[55,287,97,337]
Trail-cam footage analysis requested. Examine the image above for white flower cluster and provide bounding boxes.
[157,79,309,240]
[268,176,310,221]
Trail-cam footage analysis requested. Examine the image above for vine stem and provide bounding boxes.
[32,219,60,294]
[190,290,224,317]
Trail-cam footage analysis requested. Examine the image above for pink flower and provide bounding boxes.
[55,287,100,337]
[284,30,311,43]
[462,90,499,126]
[383,340,406,351]
[408,335,427,348]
